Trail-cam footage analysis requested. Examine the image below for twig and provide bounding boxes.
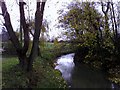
[0,17,4,25]
[16,0,19,5]
[29,30,34,37]
[0,13,3,15]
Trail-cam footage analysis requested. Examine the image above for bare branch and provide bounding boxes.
[29,30,34,37]
[106,2,110,13]
[0,13,3,15]
[16,0,19,5]
[101,1,110,14]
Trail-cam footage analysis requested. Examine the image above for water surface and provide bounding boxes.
[55,53,120,88]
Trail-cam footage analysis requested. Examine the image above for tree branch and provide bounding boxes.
[28,1,46,71]
[29,29,34,37]
[101,2,110,15]
[16,0,19,5]
[19,0,30,55]
[0,13,3,15]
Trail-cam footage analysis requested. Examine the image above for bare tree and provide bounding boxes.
[110,1,118,38]
[0,0,46,71]
[109,1,120,52]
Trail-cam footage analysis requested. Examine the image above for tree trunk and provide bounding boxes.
[37,45,41,57]
[110,4,115,37]
[29,29,41,57]
[20,24,23,45]
[18,54,28,70]
[105,14,110,38]
[27,2,46,71]
[19,1,30,55]
[111,2,118,39]
[110,2,119,52]
[1,1,46,72]
[1,2,22,51]
[101,2,110,38]
[1,1,24,65]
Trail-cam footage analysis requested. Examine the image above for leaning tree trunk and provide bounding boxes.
[1,2,22,53]
[1,1,24,65]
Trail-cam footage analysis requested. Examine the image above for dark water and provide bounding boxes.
[55,53,120,88]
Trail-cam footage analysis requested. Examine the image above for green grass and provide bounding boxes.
[2,57,18,70]
[2,43,69,88]
[2,42,75,88]
[2,56,67,88]
[2,57,28,88]
[33,57,67,88]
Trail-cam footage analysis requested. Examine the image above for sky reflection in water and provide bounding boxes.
[55,53,120,88]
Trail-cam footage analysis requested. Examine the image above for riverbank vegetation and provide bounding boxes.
[58,1,120,85]
[2,42,69,88]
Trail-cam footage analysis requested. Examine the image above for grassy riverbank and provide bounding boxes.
[2,43,73,88]
[2,57,67,88]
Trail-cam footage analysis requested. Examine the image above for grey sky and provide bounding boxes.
[0,0,119,39]
[0,0,71,39]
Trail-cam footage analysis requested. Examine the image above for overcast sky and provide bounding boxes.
[0,0,119,40]
[0,0,72,40]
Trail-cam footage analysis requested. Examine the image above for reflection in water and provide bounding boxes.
[55,53,120,88]
[55,53,75,84]
[112,83,114,89]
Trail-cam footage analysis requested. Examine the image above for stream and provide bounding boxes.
[55,53,120,88]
